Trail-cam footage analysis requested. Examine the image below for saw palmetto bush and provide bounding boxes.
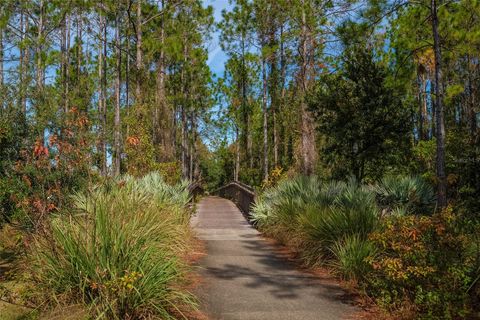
[31,172,195,319]
[251,176,323,244]
[373,175,435,214]
[252,176,380,271]
[297,180,379,266]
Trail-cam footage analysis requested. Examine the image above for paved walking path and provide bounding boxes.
[191,196,358,320]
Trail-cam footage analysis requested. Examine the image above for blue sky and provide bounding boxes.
[206,0,232,78]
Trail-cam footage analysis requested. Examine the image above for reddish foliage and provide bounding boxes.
[127,136,141,146]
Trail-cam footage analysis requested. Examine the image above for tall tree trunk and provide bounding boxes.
[241,31,249,170]
[0,25,4,107]
[299,0,317,175]
[248,113,253,169]
[192,109,199,180]
[76,13,82,88]
[172,66,178,161]
[62,13,71,113]
[181,34,188,179]
[76,12,84,110]
[189,131,193,181]
[235,125,240,181]
[98,13,107,176]
[19,9,26,113]
[181,103,187,178]
[416,71,425,141]
[280,23,287,166]
[262,56,268,181]
[36,0,45,93]
[422,74,428,140]
[114,13,122,176]
[156,0,173,161]
[431,0,447,208]
[467,55,477,142]
[125,5,130,137]
[151,0,159,158]
[268,28,279,168]
[136,0,143,103]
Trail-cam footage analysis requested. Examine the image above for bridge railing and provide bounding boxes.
[188,181,204,199]
[215,181,256,217]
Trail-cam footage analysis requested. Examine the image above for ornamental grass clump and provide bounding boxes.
[31,172,195,319]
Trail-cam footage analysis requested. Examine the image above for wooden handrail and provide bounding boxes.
[188,180,204,198]
[214,181,256,217]
[214,181,255,196]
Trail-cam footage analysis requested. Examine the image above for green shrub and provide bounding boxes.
[252,174,479,318]
[374,175,435,214]
[31,172,195,319]
[251,176,324,244]
[329,235,376,281]
[366,208,475,318]
[298,188,379,264]
[252,176,380,265]
[251,176,320,227]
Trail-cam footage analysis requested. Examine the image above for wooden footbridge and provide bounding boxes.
[190,182,358,320]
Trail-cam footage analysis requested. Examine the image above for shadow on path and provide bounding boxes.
[193,196,359,320]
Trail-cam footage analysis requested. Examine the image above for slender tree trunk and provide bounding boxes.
[181,35,188,179]
[114,13,122,176]
[19,9,26,113]
[181,104,187,177]
[422,75,428,140]
[467,55,477,142]
[248,113,253,168]
[431,0,447,208]
[125,5,130,137]
[172,65,177,160]
[241,32,249,170]
[151,0,159,158]
[62,13,71,113]
[189,129,194,181]
[416,72,424,141]
[280,23,287,166]
[156,2,172,161]
[273,109,278,166]
[192,109,199,180]
[262,56,268,180]
[268,22,279,168]
[98,13,107,176]
[431,74,436,139]
[76,12,84,110]
[233,124,239,181]
[61,16,66,110]
[136,0,143,103]
[299,0,317,175]
[66,15,71,111]
[77,13,82,88]
[36,0,45,93]
[0,26,4,107]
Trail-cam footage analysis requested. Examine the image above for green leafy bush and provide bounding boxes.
[31,172,195,319]
[366,208,476,318]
